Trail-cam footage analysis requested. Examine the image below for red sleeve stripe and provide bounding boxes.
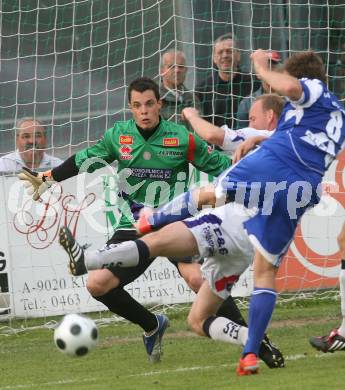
[187,133,196,162]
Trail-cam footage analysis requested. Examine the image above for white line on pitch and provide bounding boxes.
[125,353,333,378]
[0,378,96,390]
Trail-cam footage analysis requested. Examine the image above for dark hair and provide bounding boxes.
[128,77,160,102]
[255,94,285,118]
[284,51,327,84]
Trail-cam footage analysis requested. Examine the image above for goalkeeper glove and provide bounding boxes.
[17,167,55,201]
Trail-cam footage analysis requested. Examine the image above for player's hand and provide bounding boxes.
[232,136,267,164]
[17,167,55,201]
[250,49,270,75]
[181,107,200,122]
[135,207,154,235]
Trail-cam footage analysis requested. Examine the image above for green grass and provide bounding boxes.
[0,299,343,390]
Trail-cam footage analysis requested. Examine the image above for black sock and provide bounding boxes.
[135,239,150,263]
[202,315,217,338]
[93,287,157,332]
[216,295,247,327]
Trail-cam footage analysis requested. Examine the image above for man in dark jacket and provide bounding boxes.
[197,33,255,129]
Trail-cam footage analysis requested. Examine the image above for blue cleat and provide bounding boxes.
[142,314,169,363]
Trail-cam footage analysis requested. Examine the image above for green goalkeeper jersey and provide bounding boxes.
[75,118,230,229]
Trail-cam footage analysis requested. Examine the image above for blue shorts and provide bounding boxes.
[215,147,322,265]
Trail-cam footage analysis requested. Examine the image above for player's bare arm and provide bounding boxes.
[232,135,269,164]
[251,49,303,101]
[182,107,226,146]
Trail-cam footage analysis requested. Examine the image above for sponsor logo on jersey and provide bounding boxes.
[130,167,172,179]
[158,150,183,157]
[163,131,179,136]
[207,145,213,154]
[119,135,133,145]
[163,137,179,147]
[119,145,133,160]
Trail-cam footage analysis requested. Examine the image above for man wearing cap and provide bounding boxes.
[236,51,282,128]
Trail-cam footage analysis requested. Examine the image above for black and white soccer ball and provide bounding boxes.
[54,313,98,357]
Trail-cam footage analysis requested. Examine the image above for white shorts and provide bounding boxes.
[183,203,255,299]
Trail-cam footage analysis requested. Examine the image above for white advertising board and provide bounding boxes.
[1,170,251,318]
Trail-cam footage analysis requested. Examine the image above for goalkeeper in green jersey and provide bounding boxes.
[18,77,279,366]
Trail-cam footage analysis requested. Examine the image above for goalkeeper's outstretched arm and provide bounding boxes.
[18,126,117,200]
[50,154,80,182]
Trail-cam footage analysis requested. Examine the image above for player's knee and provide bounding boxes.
[86,278,107,296]
[187,312,204,336]
[254,252,277,285]
[178,263,203,293]
[185,273,203,293]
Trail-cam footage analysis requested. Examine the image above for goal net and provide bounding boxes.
[0,0,345,322]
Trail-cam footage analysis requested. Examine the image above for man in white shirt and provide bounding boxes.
[181,93,284,156]
[0,118,62,173]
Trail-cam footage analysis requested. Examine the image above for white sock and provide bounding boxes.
[338,261,345,337]
[208,317,248,346]
[85,241,139,270]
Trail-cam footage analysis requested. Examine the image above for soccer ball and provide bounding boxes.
[54,313,98,357]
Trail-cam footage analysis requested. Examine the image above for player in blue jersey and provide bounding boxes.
[130,50,345,375]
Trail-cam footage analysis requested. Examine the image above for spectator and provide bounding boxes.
[159,49,201,125]
[236,51,282,127]
[197,33,255,128]
[0,118,62,173]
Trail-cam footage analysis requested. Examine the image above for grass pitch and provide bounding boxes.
[1,299,344,390]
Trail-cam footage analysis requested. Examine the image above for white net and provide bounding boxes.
[0,0,345,322]
[1,1,344,158]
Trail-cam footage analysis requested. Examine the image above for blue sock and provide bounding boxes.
[243,287,277,356]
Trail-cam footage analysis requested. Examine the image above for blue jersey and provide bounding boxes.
[214,78,345,264]
[262,78,345,177]
[149,78,345,264]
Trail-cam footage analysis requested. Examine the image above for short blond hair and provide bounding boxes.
[254,94,284,118]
